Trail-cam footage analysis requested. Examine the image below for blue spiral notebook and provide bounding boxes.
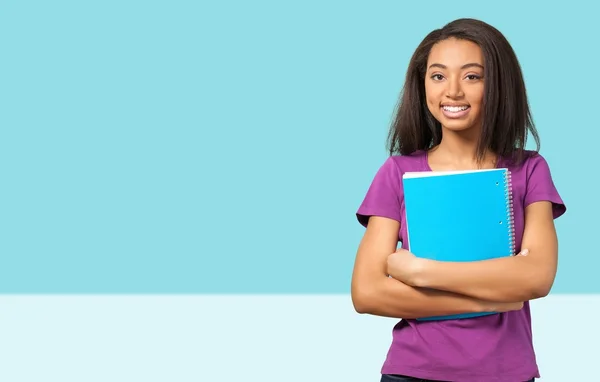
[402,168,515,321]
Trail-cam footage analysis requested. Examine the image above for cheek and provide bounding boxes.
[470,93,485,120]
[424,85,438,110]
[468,86,485,107]
[425,96,437,116]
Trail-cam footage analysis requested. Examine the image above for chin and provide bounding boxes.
[439,119,476,132]
[443,123,474,131]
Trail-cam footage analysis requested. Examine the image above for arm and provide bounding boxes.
[405,201,558,303]
[351,216,523,319]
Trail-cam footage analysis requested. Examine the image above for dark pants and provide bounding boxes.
[381,374,535,382]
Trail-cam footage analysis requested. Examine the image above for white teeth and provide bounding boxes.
[442,105,469,112]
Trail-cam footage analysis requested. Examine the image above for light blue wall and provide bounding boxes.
[1,1,594,293]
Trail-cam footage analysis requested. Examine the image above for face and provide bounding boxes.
[425,38,485,133]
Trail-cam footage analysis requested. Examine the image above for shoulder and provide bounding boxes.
[522,150,550,169]
[504,150,551,178]
[503,150,556,187]
[368,150,428,182]
[506,150,566,219]
[385,150,429,173]
[356,151,427,226]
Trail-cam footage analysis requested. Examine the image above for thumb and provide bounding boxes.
[516,249,529,256]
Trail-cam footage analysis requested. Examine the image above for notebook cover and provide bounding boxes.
[402,168,514,321]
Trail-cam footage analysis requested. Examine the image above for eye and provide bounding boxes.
[430,74,444,81]
[465,74,482,80]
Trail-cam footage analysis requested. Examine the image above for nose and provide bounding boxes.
[446,77,464,98]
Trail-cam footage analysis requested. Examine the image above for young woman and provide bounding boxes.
[351,18,566,382]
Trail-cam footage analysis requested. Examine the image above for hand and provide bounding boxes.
[386,248,427,286]
[513,248,529,257]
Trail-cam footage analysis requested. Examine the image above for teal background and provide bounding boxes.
[0,0,595,293]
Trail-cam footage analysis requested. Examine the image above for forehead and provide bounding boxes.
[427,38,483,68]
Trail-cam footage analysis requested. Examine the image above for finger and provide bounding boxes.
[516,249,529,256]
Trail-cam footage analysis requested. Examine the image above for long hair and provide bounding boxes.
[386,18,539,165]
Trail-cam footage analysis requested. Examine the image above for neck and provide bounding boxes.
[428,127,497,170]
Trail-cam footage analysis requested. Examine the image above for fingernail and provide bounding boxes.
[519,249,529,256]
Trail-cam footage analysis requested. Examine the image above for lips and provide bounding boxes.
[441,104,470,118]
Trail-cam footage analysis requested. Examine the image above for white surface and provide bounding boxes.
[0,294,593,381]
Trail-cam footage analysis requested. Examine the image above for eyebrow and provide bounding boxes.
[428,63,484,70]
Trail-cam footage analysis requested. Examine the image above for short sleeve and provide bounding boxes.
[356,157,403,227]
[524,154,566,219]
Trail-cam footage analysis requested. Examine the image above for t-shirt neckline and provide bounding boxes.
[422,149,503,172]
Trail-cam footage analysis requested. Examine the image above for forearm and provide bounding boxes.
[353,276,499,319]
[406,201,559,303]
[412,255,553,303]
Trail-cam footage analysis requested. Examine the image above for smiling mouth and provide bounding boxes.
[441,105,471,118]
[442,105,470,112]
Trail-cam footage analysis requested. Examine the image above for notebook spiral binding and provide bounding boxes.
[504,170,515,255]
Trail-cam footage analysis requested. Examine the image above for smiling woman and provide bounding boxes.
[426,40,484,130]
[351,18,565,382]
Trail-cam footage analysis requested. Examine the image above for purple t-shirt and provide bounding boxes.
[356,150,566,382]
